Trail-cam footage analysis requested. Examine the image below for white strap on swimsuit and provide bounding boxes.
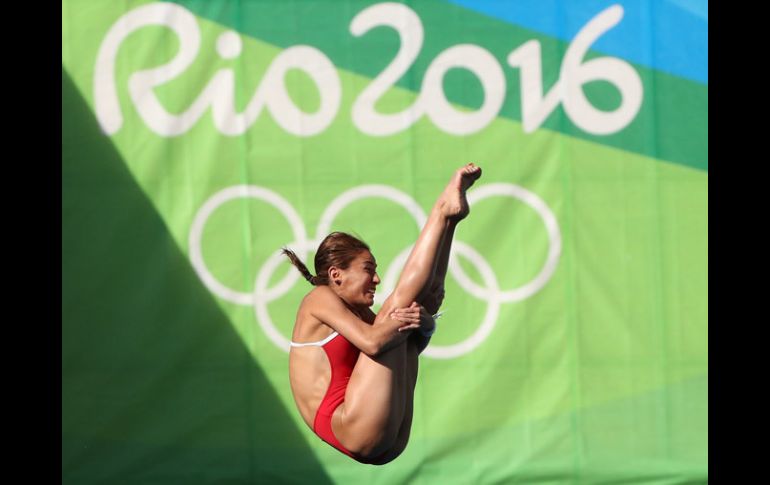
[289,331,339,347]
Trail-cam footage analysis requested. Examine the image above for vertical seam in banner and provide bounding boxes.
[648,0,672,463]
[235,16,256,311]
[180,55,195,254]
[407,19,418,230]
[228,1,259,479]
[557,2,585,475]
[562,141,583,480]
[293,0,303,150]
[292,0,309,244]
[412,3,425,459]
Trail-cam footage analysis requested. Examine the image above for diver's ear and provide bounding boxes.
[328,266,342,286]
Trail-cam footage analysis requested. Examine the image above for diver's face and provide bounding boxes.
[338,250,380,307]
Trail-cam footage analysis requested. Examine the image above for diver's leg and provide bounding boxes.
[362,336,420,465]
[333,341,409,459]
[377,163,481,317]
[416,219,457,315]
[334,164,481,460]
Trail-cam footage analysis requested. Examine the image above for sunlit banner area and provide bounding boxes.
[62,0,707,483]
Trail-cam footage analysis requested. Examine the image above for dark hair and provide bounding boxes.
[282,232,371,286]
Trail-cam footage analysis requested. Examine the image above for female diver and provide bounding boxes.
[283,163,482,465]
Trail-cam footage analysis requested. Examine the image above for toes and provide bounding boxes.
[461,163,481,178]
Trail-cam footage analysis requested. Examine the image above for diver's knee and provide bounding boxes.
[362,446,403,466]
[345,428,399,459]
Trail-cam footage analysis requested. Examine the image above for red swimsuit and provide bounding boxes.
[291,331,389,464]
[312,332,359,458]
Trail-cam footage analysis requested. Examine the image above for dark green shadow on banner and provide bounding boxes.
[62,68,332,484]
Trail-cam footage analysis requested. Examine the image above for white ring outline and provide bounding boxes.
[189,185,308,305]
[423,241,502,359]
[450,183,562,302]
[190,183,560,357]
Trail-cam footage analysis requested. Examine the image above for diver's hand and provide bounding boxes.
[391,302,421,332]
[418,305,436,336]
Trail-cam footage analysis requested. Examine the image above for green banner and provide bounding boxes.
[63,1,707,483]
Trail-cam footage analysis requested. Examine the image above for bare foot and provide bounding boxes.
[439,163,482,221]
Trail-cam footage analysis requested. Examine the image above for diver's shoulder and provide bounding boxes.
[302,285,336,305]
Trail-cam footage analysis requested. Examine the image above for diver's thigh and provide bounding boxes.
[334,344,408,454]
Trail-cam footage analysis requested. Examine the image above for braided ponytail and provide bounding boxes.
[282,232,370,286]
[281,248,320,285]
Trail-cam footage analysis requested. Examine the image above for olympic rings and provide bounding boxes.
[189,183,561,359]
